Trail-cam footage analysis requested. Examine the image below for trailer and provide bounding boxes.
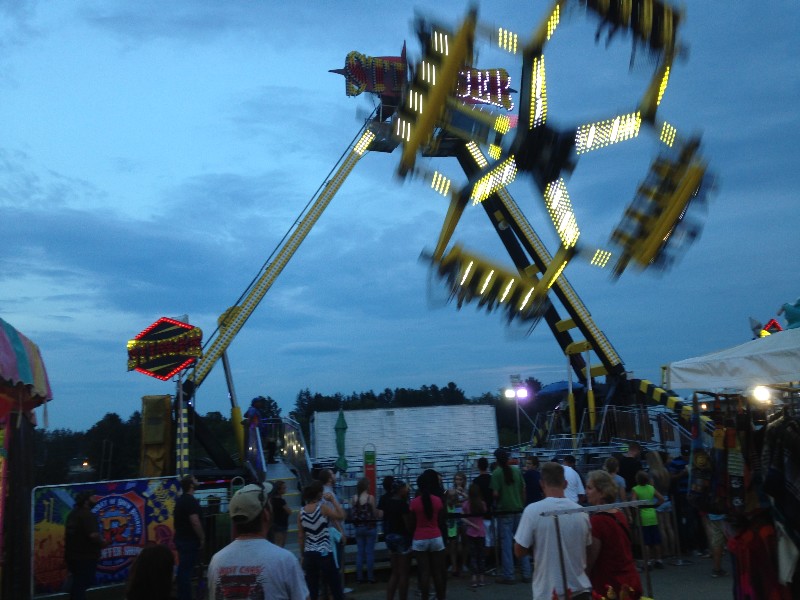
[310,404,499,474]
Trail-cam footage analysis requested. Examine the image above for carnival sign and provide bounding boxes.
[32,477,180,595]
[127,317,202,380]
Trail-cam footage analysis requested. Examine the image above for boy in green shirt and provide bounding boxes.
[490,449,530,583]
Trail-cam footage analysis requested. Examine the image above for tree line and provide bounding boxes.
[34,378,542,486]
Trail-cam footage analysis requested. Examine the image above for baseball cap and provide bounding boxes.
[229,483,273,523]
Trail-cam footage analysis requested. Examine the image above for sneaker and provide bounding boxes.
[711,569,728,578]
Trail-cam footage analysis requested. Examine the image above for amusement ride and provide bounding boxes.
[124,0,714,478]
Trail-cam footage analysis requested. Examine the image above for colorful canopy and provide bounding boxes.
[0,317,52,405]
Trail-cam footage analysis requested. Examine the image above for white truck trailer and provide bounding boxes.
[310,404,499,477]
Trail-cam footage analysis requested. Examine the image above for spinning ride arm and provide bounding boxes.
[420,1,706,388]
[434,142,625,384]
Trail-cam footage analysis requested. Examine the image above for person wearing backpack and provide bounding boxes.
[351,478,381,584]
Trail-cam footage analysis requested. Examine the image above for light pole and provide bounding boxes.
[504,383,529,446]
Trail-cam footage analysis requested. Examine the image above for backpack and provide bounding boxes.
[352,498,373,527]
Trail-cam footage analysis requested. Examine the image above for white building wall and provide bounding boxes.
[311,405,498,460]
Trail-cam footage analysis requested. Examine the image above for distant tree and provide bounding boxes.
[350,390,379,410]
[393,387,410,407]
[123,411,142,475]
[33,427,83,486]
[194,410,238,462]
[492,390,518,434]
[290,389,313,421]
[246,396,282,420]
[378,388,394,405]
[469,392,498,405]
[204,410,227,424]
[264,396,282,419]
[497,427,519,447]
[441,381,466,405]
[424,385,442,405]
[525,377,543,396]
[85,412,138,480]
[290,389,340,443]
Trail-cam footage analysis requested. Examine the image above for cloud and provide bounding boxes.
[277,341,348,357]
[0,0,40,50]
[79,2,293,45]
[0,148,102,210]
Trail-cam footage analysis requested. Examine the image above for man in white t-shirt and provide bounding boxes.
[208,483,309,600]
[562,455,586,504]
[514,462,592,600]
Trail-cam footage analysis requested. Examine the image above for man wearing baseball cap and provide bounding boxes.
[207,482,309,600]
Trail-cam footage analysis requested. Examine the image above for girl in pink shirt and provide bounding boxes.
[462,483,487,587]
[410,469,446,600]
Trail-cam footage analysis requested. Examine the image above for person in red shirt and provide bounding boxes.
[585,470,642,599]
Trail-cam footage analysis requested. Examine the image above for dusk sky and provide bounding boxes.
[1,1,797,432]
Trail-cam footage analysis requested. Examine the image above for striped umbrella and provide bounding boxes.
[0,317,52,416]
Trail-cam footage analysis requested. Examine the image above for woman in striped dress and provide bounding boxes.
[298,480,345,600]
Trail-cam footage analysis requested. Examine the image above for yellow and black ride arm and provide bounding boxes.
[181,121,377,406]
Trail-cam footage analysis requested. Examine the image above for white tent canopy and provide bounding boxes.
[666,328,800,390]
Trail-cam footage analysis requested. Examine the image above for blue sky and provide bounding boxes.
[1,1,797,432]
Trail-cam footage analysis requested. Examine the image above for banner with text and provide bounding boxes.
[32,477,180,595]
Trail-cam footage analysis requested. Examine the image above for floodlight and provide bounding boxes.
[752,386,771,403]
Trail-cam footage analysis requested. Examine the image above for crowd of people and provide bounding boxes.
[62,441,724,600]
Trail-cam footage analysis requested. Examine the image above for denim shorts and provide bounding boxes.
[642,524,662,546]
[483,519,494,546]
[411,536,445,552]
[385,533,412,555]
